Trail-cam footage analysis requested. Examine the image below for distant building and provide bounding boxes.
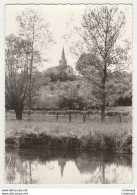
[58,47,73,76]
[45,47,74,82]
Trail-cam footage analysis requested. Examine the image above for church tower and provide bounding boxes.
[59,47,67,66]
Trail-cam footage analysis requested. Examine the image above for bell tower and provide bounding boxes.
[59,47,67,66]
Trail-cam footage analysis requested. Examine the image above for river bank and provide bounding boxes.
[5,119,132,153]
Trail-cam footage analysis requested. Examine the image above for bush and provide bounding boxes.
[57,96,85,110]
[115,97,132,106]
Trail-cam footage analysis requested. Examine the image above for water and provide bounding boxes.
[5,147,132,184]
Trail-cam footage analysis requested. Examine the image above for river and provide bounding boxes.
[5,147,132,184]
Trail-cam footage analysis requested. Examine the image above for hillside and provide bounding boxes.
[32,70,132,110]
[34,78,93,110]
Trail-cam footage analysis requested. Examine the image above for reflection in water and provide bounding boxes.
[5,147,132,184]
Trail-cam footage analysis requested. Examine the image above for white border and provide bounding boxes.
[0,0,137,189]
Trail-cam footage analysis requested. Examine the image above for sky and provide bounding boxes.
[5,4,132,71]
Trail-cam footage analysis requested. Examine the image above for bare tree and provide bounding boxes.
[16,8,54,115]
[69,6,131,122]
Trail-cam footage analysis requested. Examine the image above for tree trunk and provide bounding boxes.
[101,104,105,123]
[101,89,106,123]
[15,109,23,120]
[15,105,23,120]
[101,71,106,123]
[28,33,34,116]
[83,112,86,123]
[28,68,32,116]
[28,81,32,116]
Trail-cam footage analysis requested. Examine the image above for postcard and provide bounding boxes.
[1,2,135,188]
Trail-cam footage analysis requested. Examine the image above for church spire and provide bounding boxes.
[59,47,67,66]
[62,47,65,60]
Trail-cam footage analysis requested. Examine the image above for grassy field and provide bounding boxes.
[106,106,132,113]
[5,112,132,153]
[6,106,132,123]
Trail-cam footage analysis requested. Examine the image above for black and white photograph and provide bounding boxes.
[5,4,132,184]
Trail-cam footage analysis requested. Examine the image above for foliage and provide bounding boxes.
[106,71,132,106]
[44,66,76,82]
[5,35,31,119]
[5,8,55,119]
[16,8,54,65]
[69,6,131,122]
[33,80,85,110]
[16,8,54,115]
[76,55,132,106]
[32,69,132,110]
[57,96,85,110]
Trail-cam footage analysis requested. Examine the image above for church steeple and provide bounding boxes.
[62,47,65,60]
[59,47,67,66]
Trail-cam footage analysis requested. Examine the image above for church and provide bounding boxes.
[45,47,74,82]
[58,47,73,76]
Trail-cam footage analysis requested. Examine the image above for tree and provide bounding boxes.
[106,71,132,106]
[5,34,48,119]
[72,6,131,122]
[16,8,54,115]
[5,35,31,119]
[76,54,132,108]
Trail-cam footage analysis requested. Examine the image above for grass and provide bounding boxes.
[5,116,132,153]
[106,106,132,112]
[6,109,132,123]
